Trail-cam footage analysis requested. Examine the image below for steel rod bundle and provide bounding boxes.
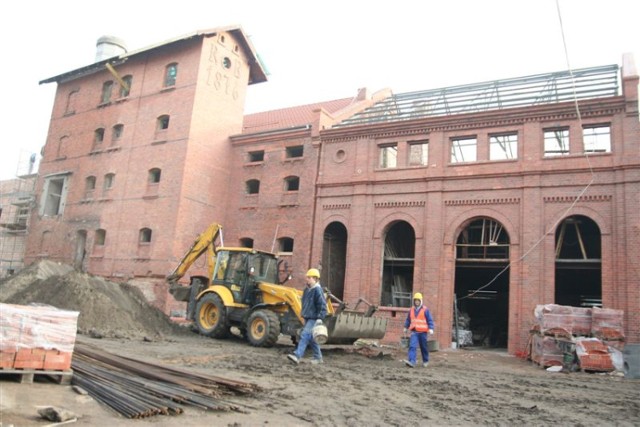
[71,343,260,419]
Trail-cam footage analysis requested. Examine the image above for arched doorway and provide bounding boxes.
[381,221,415,307]
[454,217,510,348]
[322,222,348,300]
[555,215,602,307]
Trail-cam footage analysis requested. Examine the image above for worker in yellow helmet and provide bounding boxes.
[402,292,435,368]
[287,268,327,365]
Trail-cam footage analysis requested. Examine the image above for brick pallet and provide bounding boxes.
[0,368,73,384]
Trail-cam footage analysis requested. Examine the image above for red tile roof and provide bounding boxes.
[242,98,355,134]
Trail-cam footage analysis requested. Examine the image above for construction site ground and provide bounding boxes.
[1,262,639,426]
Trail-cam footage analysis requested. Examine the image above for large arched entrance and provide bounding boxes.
[555,215,602,307]
[454,217,510,348]
[322,222,348,300]
[380,221,415,307]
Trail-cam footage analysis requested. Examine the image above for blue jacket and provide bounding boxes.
[301,283,327,321]
[404,305,435,331]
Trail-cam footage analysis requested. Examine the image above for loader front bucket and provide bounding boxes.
[324,312,388,345]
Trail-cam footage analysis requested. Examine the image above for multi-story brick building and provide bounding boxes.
[26,26,639,354]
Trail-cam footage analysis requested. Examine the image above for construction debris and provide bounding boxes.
[71,342,261,419]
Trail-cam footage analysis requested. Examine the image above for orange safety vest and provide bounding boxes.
[409,306,430,332]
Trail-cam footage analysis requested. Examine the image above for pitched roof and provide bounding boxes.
[242,98,355,134]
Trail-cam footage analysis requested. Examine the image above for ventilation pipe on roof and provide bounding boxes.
[95,36,127,62]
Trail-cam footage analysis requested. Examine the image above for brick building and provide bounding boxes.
[26,26,639,353]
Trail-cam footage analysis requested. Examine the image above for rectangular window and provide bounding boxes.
[408,141,428,166]
[248,150,264,162]
[285,145,304,158]
[451,137,477,163]
[489,133,518,160]
[101,81,113,104]
[379,144,397,168]
[583,125,611,153]
[40,175,69,216]
[544,128,570,156]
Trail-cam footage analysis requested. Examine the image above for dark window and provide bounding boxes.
[157,115,170,131]
[284,176,300,191]
[246,179,260,194]
[95,229,106,246]
[104,173,115,190]
[148,168,161,184]
[240,238,254,248]
[94,128,105,144]
[248,150,264,162]
[139,228,152,243]
[279,237,294,253]
[85,176,96,191]
[285,145,304,158]
[112,124,124,141]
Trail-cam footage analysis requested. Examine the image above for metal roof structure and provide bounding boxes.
[334,64,619,128]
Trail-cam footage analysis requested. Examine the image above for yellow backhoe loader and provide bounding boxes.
[166,223,387,347]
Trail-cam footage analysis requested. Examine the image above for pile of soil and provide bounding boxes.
[0,260,184,339]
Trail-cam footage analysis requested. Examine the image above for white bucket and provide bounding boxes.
[451,342,457,349]
[313,323,328,345]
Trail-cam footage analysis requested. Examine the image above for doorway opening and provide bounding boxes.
[322,222,348,300]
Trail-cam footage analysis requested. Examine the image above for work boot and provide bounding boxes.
[404,360,415,368]
[287,354,299,365]
[422,362,429,368]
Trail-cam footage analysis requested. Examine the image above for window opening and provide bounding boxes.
[119,75,132,97]
[285,145,304,158]
[139,228,152,243]
[104,173,115,191]
[157,115,170,131]
[544,128,570,156]
[148,168,161,184]
[284,176,300,191]
[379,144,397,168]
[246,179,260,194]
[85,176,96,192]
[278,237,294,254]
[94,128,105,145]
[583,125,611,153]
[239,238,254,248]
[451,137,477,163]
[112,124,124,141]
[101,81,113,103]
[489,133,518,160]
[408,140,428,166]
[95,229,106,246]
[40,175,69,216]
[165,63,178,87]
[248,150,264,162]
[381,221,415,307]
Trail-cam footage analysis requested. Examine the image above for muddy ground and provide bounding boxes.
[1,262,639,426]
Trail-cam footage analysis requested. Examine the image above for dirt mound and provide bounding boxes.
[1,261,184,339]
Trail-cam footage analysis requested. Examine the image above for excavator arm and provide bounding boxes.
[166,223,223,283]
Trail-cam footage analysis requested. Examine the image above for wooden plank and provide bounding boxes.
[0,368,73,384]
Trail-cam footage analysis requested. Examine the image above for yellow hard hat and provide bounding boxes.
[413,292,423,301]
[306,268,320,278]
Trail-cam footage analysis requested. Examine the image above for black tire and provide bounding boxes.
[195,293,230,338]
[246,310,281,347]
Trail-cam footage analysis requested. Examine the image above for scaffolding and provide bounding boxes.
[0,153,37,278]
[335,64,619,128]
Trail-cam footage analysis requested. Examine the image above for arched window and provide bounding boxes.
[246,179,260,194]
[284,176,300,191]
[95,229,106,246]
[157,115,170,131]
[101,81,113,103]
[239,238,254,248]
[278,237,294,254]
[85,176,96,191]
[139,228,152,243]
[164,63,178,87]
[112,124,124,141]
[94,128,105,144]
[104,173,115,190]
[119,75,132,97]
[148,168,162,184]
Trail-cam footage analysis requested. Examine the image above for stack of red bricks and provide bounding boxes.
[0,303,79,371]
[529,304,624,371]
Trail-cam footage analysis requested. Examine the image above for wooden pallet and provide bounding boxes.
[0,368,73,384]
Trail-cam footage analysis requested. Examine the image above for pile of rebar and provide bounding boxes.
[71,343,261,419]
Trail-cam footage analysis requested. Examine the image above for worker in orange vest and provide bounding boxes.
[403,292,435,368]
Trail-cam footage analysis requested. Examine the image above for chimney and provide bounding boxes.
[95,35,127,62]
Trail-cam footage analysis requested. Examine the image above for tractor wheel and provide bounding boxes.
[246,310,281,347]
[195,293,230,338]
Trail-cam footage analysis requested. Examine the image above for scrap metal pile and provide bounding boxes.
[72,343,261,419]
[528,304,625,372]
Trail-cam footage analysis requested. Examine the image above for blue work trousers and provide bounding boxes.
[408,331,429,364]
[294,319,322,361]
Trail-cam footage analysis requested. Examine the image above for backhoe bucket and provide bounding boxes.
[325,312,387,345]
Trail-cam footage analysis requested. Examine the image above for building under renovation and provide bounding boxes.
[25,26,639,354]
